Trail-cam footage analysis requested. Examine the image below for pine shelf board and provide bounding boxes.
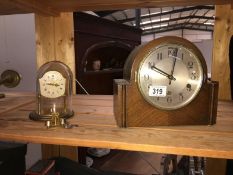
[0,93,232,159]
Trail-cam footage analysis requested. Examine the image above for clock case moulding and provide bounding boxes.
[29,61,74,121]
[114,36,219,127]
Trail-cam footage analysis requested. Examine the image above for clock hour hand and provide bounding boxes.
[46,83,60,87]
[151,66,176,81]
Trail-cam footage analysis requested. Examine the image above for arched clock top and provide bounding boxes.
[124,36,208,84]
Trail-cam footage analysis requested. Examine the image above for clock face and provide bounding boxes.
[39,71,66,98]
[137,43,204,110]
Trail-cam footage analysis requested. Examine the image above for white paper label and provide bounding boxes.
[149,86,167,97]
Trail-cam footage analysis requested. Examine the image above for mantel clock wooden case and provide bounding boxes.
[114,36,218,127]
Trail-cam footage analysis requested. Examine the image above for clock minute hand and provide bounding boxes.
[170,55,182,61]
[151,66,176,81]
[169,56,177,85]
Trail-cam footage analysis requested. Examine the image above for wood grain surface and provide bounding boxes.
[0,0,231,15]
[0,93,233,159]
[35,12,76,92]
[0,92,35,115]
[209,4,233,174]
[212,4,233,100]
[35,12,77,160]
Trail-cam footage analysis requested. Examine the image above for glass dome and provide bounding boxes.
[30,61,74,121]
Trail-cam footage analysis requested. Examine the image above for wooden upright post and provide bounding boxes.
[211,4,233,100]
[35,12,77,161]
[208,4,233,175]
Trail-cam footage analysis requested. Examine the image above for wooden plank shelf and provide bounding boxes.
[0,93,232,159]
[0,0,231,16]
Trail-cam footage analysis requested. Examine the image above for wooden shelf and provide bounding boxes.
[0,1,230,16]
[0,93,233,159]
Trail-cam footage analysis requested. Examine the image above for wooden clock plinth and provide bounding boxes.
[114,79,218,127]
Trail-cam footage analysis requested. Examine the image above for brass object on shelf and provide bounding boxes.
[45,111,77,129]
[0,70,21,88]
[29,61,75,128]
[0,70,21,98]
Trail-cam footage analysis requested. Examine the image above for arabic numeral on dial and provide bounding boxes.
[144,74,150,80]
[168,47,178,57]
[186,84,192,91]
[179,93,184,101]
[148,62,155,68]
[148,84,152,89]
[167,91,172,95]
[191,71,197,80]
[187,61,193,69]
[157,53,163,60]
[167,97,172,103]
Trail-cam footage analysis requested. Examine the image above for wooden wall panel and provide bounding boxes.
[35,13,77,161]
[212,4,233,100]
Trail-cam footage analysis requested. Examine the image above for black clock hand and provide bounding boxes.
[169,55,182,61]
[169,57,177,85]
[151,66,176,81]
[46,83,60,87]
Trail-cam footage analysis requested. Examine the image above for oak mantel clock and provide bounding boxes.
[29,61,74,127]
[114,36,218,127]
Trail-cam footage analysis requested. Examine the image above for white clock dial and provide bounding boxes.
[39,71,66,98]
[137,44,204,110]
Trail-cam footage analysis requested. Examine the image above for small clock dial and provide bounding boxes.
[137,44,203,110]
[39,71,66,98]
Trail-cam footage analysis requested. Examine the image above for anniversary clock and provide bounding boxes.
[29,61,74,128]
[114,36,218,127]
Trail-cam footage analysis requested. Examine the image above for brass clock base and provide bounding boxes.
[29,111,74,121]
[29,111,77,129]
